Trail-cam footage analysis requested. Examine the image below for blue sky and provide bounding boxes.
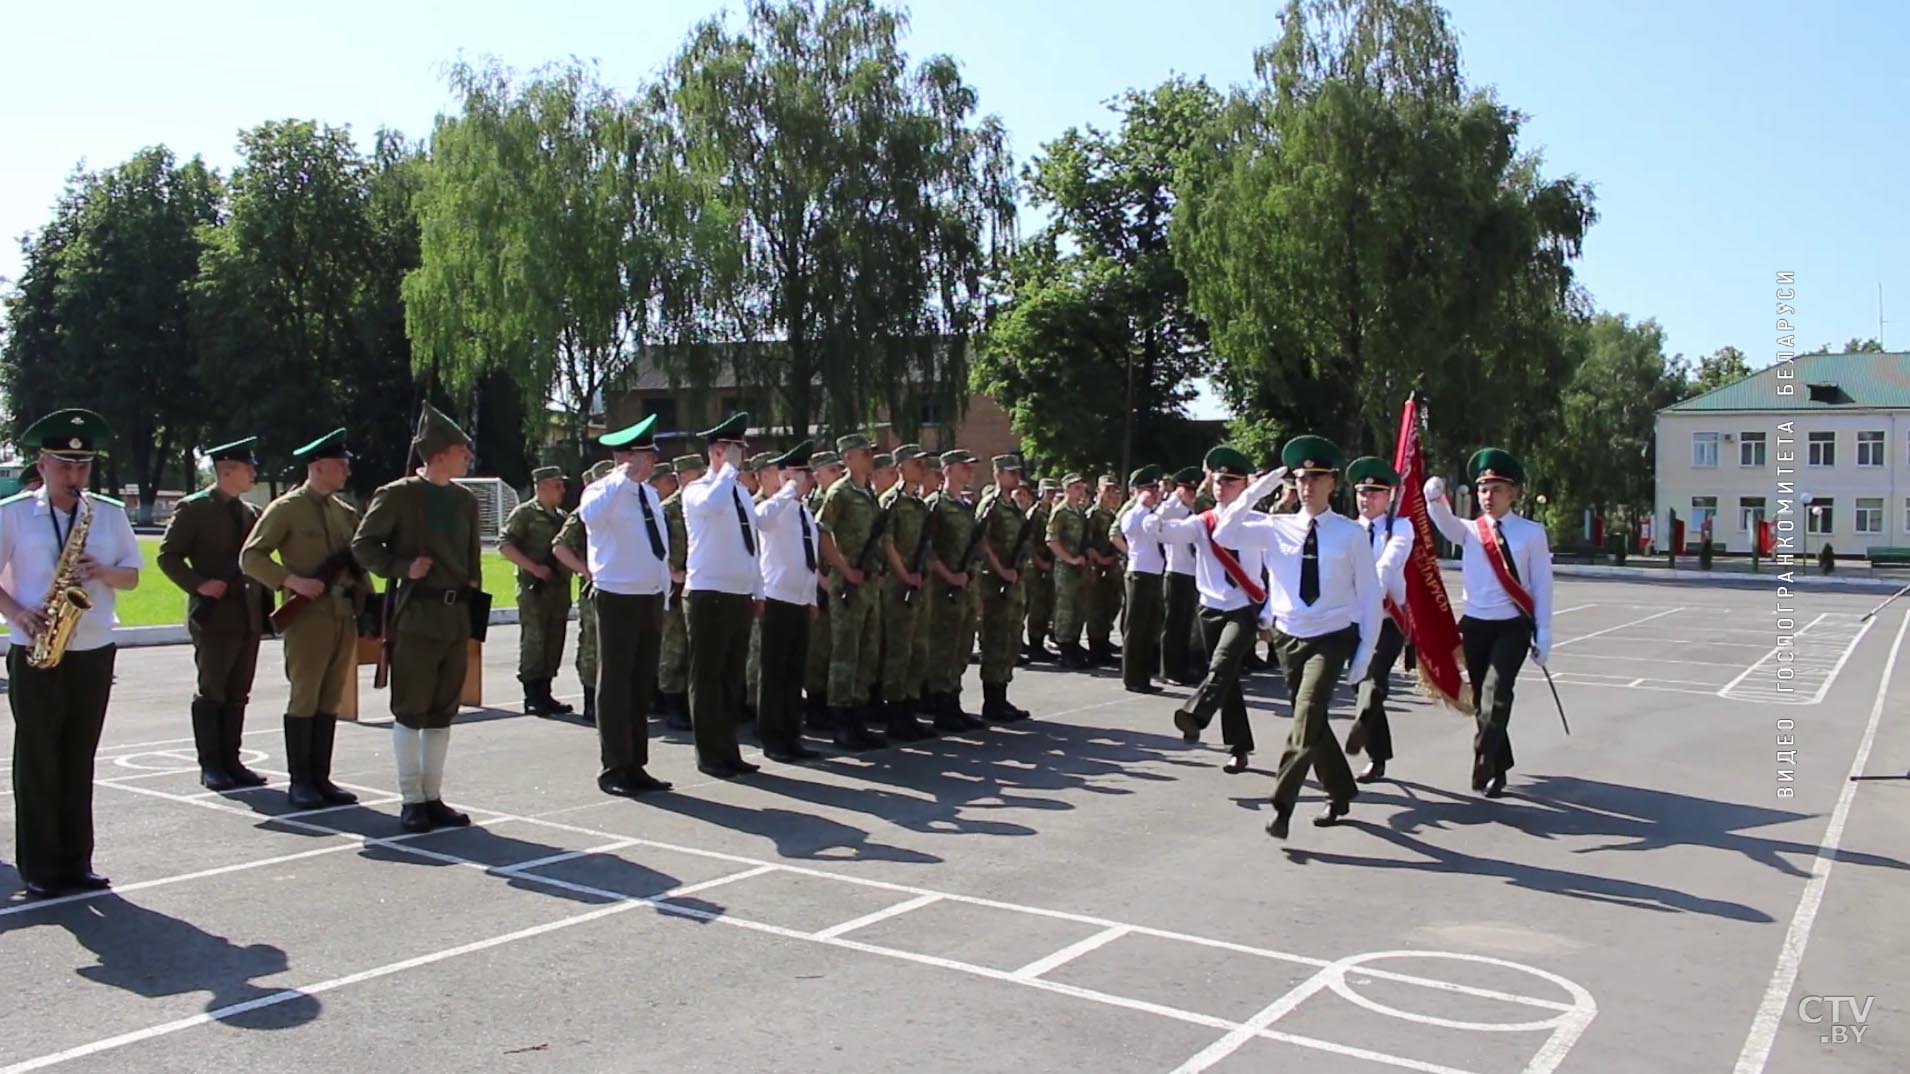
[3,0,1904,419]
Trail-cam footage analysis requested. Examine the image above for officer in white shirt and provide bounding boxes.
[1141,446,1281,772]
[1209,436,1380,839]
[752,439,823,763]
[681,411,766,777]
[1159,466,1204,685]
[1343,457,1415,783]
[576,414,674,797]
[1424,447,1553,798]
[0,409,143,898]
[1112,465,1167,693]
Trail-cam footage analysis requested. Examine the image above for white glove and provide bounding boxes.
[1424,476,1446,501]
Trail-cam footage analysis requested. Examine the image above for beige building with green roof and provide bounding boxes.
[1655,351,1910,556]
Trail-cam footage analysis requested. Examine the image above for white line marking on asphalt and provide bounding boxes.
[1012,924,1131,979]
[811,893,943,939]
[1731,605,1910,1074]
[1165,962,1343,1073]
[1551,607,1683,649]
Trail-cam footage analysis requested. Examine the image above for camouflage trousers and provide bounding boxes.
[977,572,1025,686]
[573,586,600,688]
[805,591,831,699]
[1087,566,1122,644]
[828,575,881,706]
[516,586,571,680]
[1051,562,1088,645]
[745,617,762,711]
[881,575,929,701]
[1025,565,1054,638]
[927,578,980,694]
[659,597,689,695]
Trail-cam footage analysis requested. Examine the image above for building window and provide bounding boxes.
[1690,496,1718,534]
[646,397,676,429]
[1739,432,1766,467]
[1739,496,1766,532]
[1858,430,1885,467]
[1808,431,1835,467]
[1857,497,1884,535]
[1807,498,1834,535]
[1691,431,1720,467]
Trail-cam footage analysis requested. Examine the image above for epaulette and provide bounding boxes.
[176,488,212,505]
[0,490,33,507]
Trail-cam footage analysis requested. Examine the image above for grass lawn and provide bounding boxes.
[0,537,531,633]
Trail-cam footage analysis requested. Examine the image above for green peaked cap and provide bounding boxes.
[1347,456,1399,489]
[205,436,259,465]
[771,439,815,468]
[600,413,659,451]
[1128,464,1162,486]
[1203,445,1251,476]
[1172,465,1201,485]
[699,411,750,443]
[1468,447,1525,485]
[22,408,110,460]
[1281,435,1343,474]
[293,428,352,461]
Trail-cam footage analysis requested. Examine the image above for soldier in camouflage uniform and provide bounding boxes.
[925,450,986,726]
[1024,478,1058,662]
[1045,474,1093,669]
[552,459,615,723]
[1085,476,1124,666]
[657,453,704,730]
[817,435,887,749]
[910,455,949,711]
[802,451,844,727]
[862,451,895,709]
[974,455,1034,721]
[650,462,678,504]
[876,445,937,737]
[499,465,574,717]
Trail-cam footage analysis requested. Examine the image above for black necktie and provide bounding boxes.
[799,506,816,571]
[733,487,756,555]
[1301,518,1320,605]
[1370,522,1378,552]
[1495,520,1520,583]
[636,486,665,559]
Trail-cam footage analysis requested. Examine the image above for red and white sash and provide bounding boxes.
[1200,510,1266,603]
[1475,514,1535,620]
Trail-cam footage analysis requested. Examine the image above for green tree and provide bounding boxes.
[1689,344,1751,395]
[975,78,1220,478]
[1,174,91,448]
[662,0,1016,439]
[1172,0,1595,464]
[1805,337,1884,355]
[1536,312,1686,524]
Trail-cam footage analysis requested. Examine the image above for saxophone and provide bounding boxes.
[27,491,95,669]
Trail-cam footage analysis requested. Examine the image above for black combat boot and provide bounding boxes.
[541,678,574,715]
[283,716,326,810]
[193,700,237,791]
[221,703,267,786]
[832,706,885,751]
[883,699,933,742]
[581,686,597,725]
[982,682,1030,722]
[523,677,552,716]
[308,714,359,806]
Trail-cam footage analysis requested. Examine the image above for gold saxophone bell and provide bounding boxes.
[27,491,96,670]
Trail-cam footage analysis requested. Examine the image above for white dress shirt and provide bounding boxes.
[1142,472,1280,611]
[753,478,819,607]
[1427,498,1554,661]
[0,489,143,652]
[576,467,671,598]
[683,461,765,599]
[1118,500,1168,576]
[1359,512,1416,606]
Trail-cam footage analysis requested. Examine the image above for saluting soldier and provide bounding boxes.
[877,445,939,734]
[973,454,1034,721]
[816,433,891,748]
[802,450,844,726]
[1113,465,1167,693]
[924,449,985,726]
[158,436,272,790]
[240,428,367,811]
[552,459,615,724]
[1160,466,1204,685]
[1209,437,1380,837]
[1343,457,1414,783]
[351,403,484,833]
[1023,478,1059,662]
[656,453,705,730]
[0,409,143,898]
[575,416,674,796]
[1425,448,1553,798]
[499,465,574,717]
[1045,474,1093,668]
[752,440,823,761]
[681,412,766,776]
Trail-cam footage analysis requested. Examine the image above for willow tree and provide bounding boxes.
[1173,0,1596,464]
[661,0,1016,439]
[404,60,716,456]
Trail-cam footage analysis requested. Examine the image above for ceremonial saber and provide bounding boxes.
[1859,580,1910,622]
[1531,640,1569,735]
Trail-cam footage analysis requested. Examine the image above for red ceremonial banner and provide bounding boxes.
[1391,392,1474,715]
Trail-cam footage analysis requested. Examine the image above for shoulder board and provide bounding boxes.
[86,492,125,507]
[0,490,33,507]
[177,489,213,505]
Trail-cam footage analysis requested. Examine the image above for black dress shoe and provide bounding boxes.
[1484,774,1507,799]
[1173,711,1201,742]
[1313,799,1351,827]
[767,742,822,762]
[1223,752,1249,774]
[727,757,761,774]
[1356,760,1387,783]
[425,800,471,827]
[1266,802,1293,840]
[199,767,239,792]
[22,880,63,899]
[70,872,112,890]
[626,769,673,792]
[697,761,739,779]
[399,804,434,833]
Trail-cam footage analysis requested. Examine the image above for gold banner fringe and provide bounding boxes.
[1411,644,1476,716]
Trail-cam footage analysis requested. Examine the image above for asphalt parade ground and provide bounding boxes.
[2,573,1906,1073]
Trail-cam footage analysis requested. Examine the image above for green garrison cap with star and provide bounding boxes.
[205,436,259,466]
[599,413,659,452]
[872,453,894,469]
[22,408,110,461]
[652,462,675,478]
[292,428,352,461]
[941,449,978,466]
[921,455,943,473]
[892,443,925,465]
[1038,477,1061,493]
[771,439,815,469]
[672,454,707,473]
[531,465,565,482]
[1347,456,1399,490]
[1062,471,1088,487]
[1172,465,1201,486]
[586,459,616,481]
[991,453,1022,471]
[1281,434,1343,475]
[699,411,750,444]
[413,401,474,460]
[746,451,777,473]
[1203,445,1251,476]
[1468,447,1525,486]
[835,432,874,454]
[1128,464,1162,486]
[811,450,842,470]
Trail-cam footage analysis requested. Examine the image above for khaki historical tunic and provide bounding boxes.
[241,484,369,716]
